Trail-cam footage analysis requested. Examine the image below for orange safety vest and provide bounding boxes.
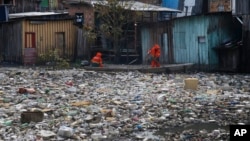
[148,44,161,58]
[91,52,103,67]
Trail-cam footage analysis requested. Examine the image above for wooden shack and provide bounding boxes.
[0,12,76,65]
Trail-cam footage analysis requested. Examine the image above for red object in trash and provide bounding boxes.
[65,80,73,86]
[18,88,36,94]
[18,88,27,94]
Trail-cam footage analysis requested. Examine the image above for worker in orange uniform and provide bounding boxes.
[148,44,161,67]
[91,52,103,67]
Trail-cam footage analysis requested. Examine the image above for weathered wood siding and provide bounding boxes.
[0,20,22,62]
[141,21,173,64]
[231,0,250,72]
[234,0,250,15]
[173,13,238,70]
[141,13,240,70]
[240,15,250,72]
[22,19,77,60]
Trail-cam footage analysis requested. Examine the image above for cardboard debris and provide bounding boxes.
[184,78,199,90]
[112,100,122,105]
[206,89,220,95]
[0,103,10,108]
[96,88,112,93]
[42,108,54,113]
[71,101,92,107]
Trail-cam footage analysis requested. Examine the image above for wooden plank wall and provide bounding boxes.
[22,19,77,61]
[235,0,250,15]
[0,20,22,63]
[240,15,250,72]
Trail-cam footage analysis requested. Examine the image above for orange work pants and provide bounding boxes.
[151,58,160,67]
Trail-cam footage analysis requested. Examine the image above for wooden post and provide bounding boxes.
[134,21,137,63]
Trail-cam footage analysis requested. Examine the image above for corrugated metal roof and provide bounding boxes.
[9,12,69,19]
[64,0,181,12]
[62,0,87,4]
[119,1,181,12]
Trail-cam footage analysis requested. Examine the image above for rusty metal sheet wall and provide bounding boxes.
[22,19,77,61]
[0,21,22,63]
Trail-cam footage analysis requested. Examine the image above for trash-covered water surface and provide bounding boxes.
[0,67,250,140]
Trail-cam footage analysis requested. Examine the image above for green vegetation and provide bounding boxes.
[37,49,70,69]
[87,0,139,63]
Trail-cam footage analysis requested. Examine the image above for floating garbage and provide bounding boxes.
[21,111,44,123]
[91,133,107,140]
[57,126,74,138]
[184,78,199,90]
[0,67,249,140]
[38,130,56,139]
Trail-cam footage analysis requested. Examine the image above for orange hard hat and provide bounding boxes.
[96,52,102,57]
[154,44,160,48]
